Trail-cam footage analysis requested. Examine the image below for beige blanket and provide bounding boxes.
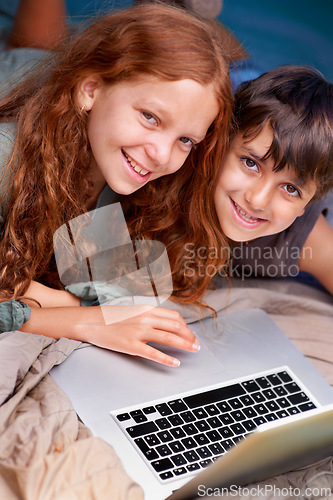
[0,279,332,499]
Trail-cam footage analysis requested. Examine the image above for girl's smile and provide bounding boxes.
[214,124,317,243]
[80,76,219,196]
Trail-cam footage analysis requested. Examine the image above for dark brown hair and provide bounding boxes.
[232,65,333,199]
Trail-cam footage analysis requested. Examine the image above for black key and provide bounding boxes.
[242,419,257,431]
[168,414,184,427]
[145,434,160,447]
[184,450,200,462]
[184,384,245,409]
[193,408,209,419]
[240,395,255,406]
[299,402,317,412]
[229,398,243,409]
[265,413,278,421]
[117,413,131,422]
[156,444,172,457]
[195,421,210,432]
[156,403,172,416]
[254,404,268,415]
[219,414,234,425]
[277,371,293,383]
[205,404,219,416]
[230,423,246,435]
[242,380,261,393]
[207,430,221,442]
[231,410,246,421]
[266,401,279,412]
[221,439,234,451]
[207,417,221,429]
[209,442,224,455]
[233,435,243,444]
[126,421,158,438]
[267,374,282,386]
[187,463,200,472]
[183,423,197,435]
[254,416,266,426]
[200,459,212,468]
[252,392,265,403]
[262,389,276,400]
[156,418,171,430]
[288,407,301,416]
[171,454,186,467]
[197,446,212,459]
[130,410,147,423]
[151,458,174,473]
[216,401,232,413]
[220,427,234,438]
[170,427,186,439]
[276,410,289,418]
[288,392,309,405]
[174,467,187,476]
[255,377,271,389]
[277,397,290,408]
[157,430,173,442]
[274,386,287,397]
[285,382,301,394]
[168,399,188,413]
[181,411,196,423]
[134,438,159,461]
[143,406,156,415]
[194,434,209,446]
[160,471,173,480]
[169,441,185,453]
[243,407,257,419]
[182,437,197,449]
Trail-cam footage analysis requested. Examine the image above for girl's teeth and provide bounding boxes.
[235,202,260,222]
[124,151,149,177]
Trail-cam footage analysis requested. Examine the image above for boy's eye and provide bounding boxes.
[142,111,158,125]
[179,136,194,148]
[241,157,259,172]
[283,184,300,197]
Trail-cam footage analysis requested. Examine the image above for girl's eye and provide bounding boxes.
[179,136,194,148]
[241,157,259,172]
[283,184,301,197]
[142,111,158,125]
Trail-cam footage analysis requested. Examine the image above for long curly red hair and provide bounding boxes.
[0,2,232,304]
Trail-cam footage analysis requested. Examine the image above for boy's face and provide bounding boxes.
[214,124,317,243]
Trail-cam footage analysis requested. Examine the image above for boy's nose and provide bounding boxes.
[244,181,272,211]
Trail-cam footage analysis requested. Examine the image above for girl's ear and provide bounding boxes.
[77,75,102,111]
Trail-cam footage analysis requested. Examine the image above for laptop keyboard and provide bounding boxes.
[111,367,317,484]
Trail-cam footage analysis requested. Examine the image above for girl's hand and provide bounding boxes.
[77,305,200,367]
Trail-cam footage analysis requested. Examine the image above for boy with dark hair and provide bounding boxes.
[214,65,333,294]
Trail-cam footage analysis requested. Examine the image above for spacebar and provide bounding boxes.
[184,383,246,408]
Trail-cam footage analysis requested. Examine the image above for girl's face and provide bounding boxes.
[214,124,317,243]
[81,76,219,195]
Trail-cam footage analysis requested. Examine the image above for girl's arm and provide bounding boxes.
[298,214,333,295]
[23,280,81,307]
[19,302,200,367]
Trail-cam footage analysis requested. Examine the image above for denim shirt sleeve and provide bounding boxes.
[0,299,31,333]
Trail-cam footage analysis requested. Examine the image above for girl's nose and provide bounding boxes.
[144,138,173,167]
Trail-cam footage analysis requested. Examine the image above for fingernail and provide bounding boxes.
[173,359,180,367]
[192,342,201,351]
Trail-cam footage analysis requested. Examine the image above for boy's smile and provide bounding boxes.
[214,124,317,243]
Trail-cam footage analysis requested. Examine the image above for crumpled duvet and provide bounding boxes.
[0,330,144,500]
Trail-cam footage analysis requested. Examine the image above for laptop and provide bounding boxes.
[50,308,333,500]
